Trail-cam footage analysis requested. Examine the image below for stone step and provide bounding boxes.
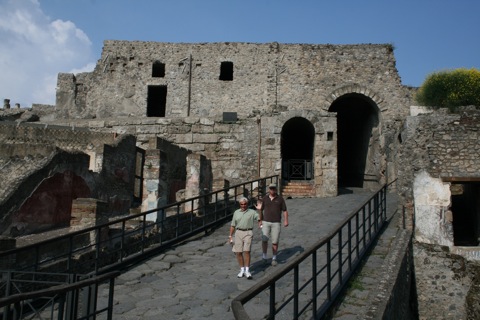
[281,181,315,198]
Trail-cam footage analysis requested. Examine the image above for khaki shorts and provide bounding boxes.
[261,221,281,244]
[232,229,253,253]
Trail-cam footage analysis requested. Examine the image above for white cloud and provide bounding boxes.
[0,0,94,107]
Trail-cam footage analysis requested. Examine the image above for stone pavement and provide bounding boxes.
[98,189,400,319]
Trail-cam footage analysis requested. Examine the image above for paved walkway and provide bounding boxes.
[98,190,400,319]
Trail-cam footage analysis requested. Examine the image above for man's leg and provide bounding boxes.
[272,243,278,256]
[236,252,245,277]
[262,241,268,255]
[262,222,271,258]
[244,251,251,267]
[270,223,281,266]
[236,252,244,267]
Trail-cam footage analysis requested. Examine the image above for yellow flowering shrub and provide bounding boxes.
[415,68,480,111]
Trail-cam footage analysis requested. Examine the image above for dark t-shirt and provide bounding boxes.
[261,194,287,223]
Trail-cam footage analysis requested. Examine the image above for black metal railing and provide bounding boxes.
[231,183,388,319]
[0,176,278,277]
[283,159,313,180]
[0,270,119,320]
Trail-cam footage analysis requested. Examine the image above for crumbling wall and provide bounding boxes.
[397,107,480,236]
[43,110,339,197]
[397,107,480,319]
[52,41,413,198]
[414,242,480,319]
[54,41,411,121]
[0,122,137,235]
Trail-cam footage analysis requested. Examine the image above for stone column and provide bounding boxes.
[142,147,169,221]
[3,99,10,109]
[185,153,202,214]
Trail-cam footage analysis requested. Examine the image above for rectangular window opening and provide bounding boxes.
[219,61,233,81]
[152,61,165,77]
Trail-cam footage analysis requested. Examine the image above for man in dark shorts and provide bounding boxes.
[256,183,289,266]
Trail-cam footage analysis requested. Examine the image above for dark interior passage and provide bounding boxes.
[452,183,480,246]
[281,117,315,180]
[147,85,167,117]
[329,93,378,188]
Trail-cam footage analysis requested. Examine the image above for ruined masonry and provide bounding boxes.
[1,40,480,319]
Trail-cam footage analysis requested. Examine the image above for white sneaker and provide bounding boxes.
[245,271,252,279]
[237,270,244,278]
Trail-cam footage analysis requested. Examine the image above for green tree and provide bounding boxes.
[415,68,480,111]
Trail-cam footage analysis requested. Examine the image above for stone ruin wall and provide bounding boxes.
[397,108,480,241]
[0,122,137,235]
[1,41,418,235]
[47,110,339,197]
[397,107,480,319]
[55,42,412,121]
[52,41,414,198]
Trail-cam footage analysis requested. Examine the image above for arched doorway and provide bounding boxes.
[329,93,379,189]
[281,117,315,182]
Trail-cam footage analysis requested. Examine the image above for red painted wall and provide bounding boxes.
[13,170,91,230]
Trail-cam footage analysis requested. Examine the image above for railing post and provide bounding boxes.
[141,214,147,254]
[338,230,343,285]
[120,221,126,263]
[348,220,352,271]
[95,226,101,274]
[68,236,73,273]
[312,251,317,314]
[327,240,331,301]
[374,193,379,233]
[362,207,366,250]
[107,276,116,320]
[294,266,299,318]
[355,212,360,260]
[3,271,12,319]
[368,201,372,242]
[270,283,276,319]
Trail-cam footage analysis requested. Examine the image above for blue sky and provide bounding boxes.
[1,0,479,107]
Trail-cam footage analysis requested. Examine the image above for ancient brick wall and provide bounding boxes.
[396,107,480,319]
[55,41,411,121]
[397,107,480,227]
[52,41,414,199]
[0,122,137,235]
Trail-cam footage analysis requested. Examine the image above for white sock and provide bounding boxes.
[240,267,245,272]
[245,267,250,272]
[262,253,267,259]
[272,255,277,260]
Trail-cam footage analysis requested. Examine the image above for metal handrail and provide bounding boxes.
[231,184,388,319]
[0,271,120,320]
[0,176,278,276]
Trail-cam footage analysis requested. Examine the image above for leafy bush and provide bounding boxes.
[415,68,480,111]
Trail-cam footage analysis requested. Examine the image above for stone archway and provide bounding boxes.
[328,90,381,190]
[280,117,315,182]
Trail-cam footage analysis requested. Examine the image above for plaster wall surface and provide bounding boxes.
[413,170,453,246]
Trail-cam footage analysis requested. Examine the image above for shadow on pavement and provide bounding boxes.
[250,245,304,274]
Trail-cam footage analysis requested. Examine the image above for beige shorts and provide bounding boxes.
[261,221,281,244]
[232,229,253,253]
